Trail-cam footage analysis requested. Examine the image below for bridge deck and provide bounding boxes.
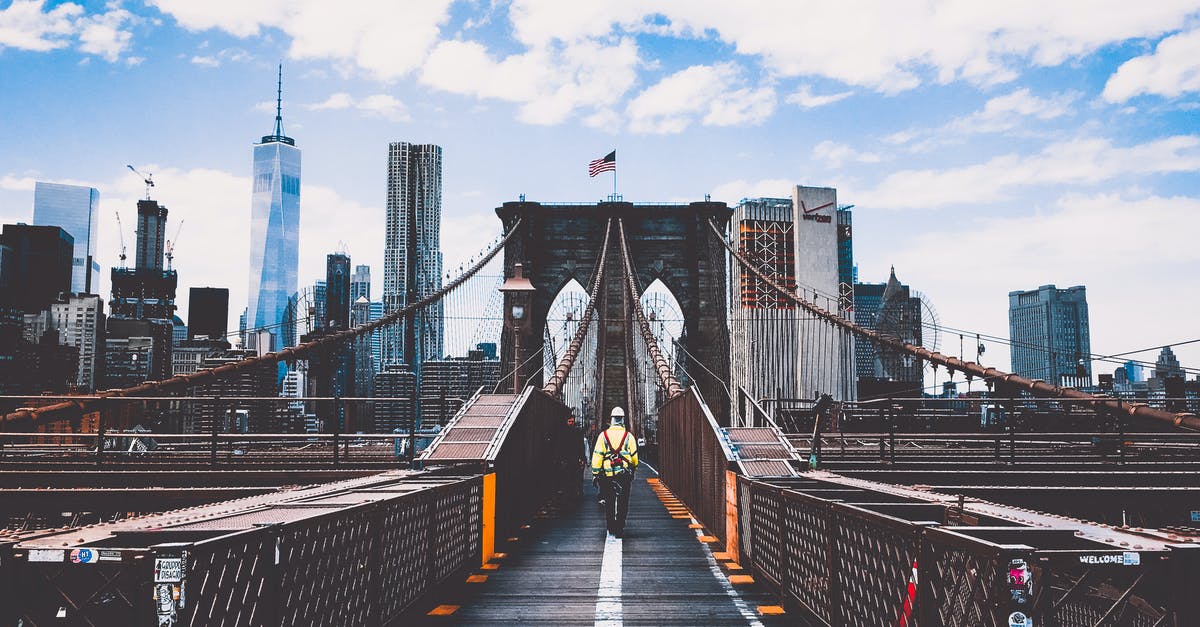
[404,469,786,626]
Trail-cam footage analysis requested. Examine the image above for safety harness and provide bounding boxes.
[601,429,631,473]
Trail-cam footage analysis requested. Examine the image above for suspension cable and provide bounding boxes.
[707,218,1199,431]
[3,218,525,428]
[617,219,683,398]
[543,218,612,397]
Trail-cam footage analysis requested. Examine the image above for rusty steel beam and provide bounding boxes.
[3,218,524,430]
[543,218,612,397]
[616,218,683,398]
[708,218,1200,432]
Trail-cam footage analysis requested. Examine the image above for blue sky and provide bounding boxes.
[1,0,1198,378]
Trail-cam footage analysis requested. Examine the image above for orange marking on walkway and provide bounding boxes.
[728,574,754,585]
[646,478,661,483]
[757,605,785,616]
[427,605,460,616]
[712,552,733,561]
[689,523,704,529]
[482,563,499,570]
[506,537,519,542]
[490,552,507,560]
[466,574,488,583]
[699,535,718,543]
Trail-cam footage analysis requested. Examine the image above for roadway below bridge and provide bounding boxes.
[401,467,787,626]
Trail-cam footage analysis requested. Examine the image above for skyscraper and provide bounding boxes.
[854,268,924,398]
[325,253,351,330]
[793,186,855,401]
[246,65,300,352]
[382,142,443,368]
[0,224,73,313]
[33,182,100,293]
[351,264,371,303]
[1008,285,1092,387]
[188,287,229,340]
[109,200,177,320]
[50,294,104,391]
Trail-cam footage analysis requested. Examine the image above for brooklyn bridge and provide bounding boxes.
[2,201,1197,626]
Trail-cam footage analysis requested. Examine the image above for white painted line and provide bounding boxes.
[595,534,623,626]
[640,461,659,476]
[695,528,763,627]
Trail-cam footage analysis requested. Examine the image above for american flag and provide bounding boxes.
[588,150,616,177]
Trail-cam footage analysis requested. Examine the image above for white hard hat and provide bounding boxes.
[611,406,625,422]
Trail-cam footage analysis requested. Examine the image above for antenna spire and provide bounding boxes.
[274,63,284,137]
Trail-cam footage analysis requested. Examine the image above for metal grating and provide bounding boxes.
[424,442,490,461]
[727,427,784,443]
[441,427,499,442]
[735,444,793,459]
[739,460,796,477]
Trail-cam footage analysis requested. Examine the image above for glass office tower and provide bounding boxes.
[33,182,100,294]
[246,67,300,351]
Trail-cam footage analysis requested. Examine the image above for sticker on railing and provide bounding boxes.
[1007,611,1032,627]
[1077,552,1139,566]
[28,549,64,563]
[70,548,96,564]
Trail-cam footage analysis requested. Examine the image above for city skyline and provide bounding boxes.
[1,2,1198,374]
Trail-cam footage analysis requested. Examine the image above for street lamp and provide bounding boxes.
[499,262,537,393]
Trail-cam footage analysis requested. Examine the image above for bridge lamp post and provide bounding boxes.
[500,263,537,394]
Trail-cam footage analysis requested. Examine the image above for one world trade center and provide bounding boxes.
[247,65,300,351]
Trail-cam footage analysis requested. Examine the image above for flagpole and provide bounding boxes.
[613,165,617,201]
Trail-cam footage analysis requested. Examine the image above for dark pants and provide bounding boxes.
[598,472,633,534]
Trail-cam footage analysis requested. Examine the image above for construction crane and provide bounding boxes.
[126,164,154,200]
[114,211,128,267]
[165,219,184,271]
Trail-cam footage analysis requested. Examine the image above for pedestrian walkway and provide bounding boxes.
[402,469,788,625]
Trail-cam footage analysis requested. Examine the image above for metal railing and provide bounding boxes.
[1,474,483,626]
[657,387,735,542]
[736,475,1200,626]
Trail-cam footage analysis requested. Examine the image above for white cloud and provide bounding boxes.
[786,84,853,108]
[357,94,410,121]
[627,63,774,134]
[189,47,253,67]
[0,175,37,191]
[0,0,80,52]
[889,88,1078,152]
[305,92,354,111]
[858,135,1200,209]
[812,140,882,168]
[874,193,1200,377]
[710,178,795,203]
[148,0,454,80]
[76,4,136,62]
[421,37,639,125]
[303,93,411,122]
[1104,29,1200,102]
[508,1,1200,93]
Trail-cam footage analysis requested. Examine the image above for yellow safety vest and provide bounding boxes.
[591,426,639,476]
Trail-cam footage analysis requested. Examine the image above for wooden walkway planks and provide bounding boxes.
[403,471,787,626]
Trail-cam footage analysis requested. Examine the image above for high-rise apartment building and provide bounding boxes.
[793,186,855,401]
[33,182,100,293]
[1008,285,1092,387]
[325,253,351,330]
[0,224,73,313]
[246,66,300,352]
[188,287,229,340]
[351,264,370,303]
[382,142,443,368]
[49,294,104,392]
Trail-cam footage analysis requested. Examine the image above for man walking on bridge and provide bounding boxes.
[591,407,639,537]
